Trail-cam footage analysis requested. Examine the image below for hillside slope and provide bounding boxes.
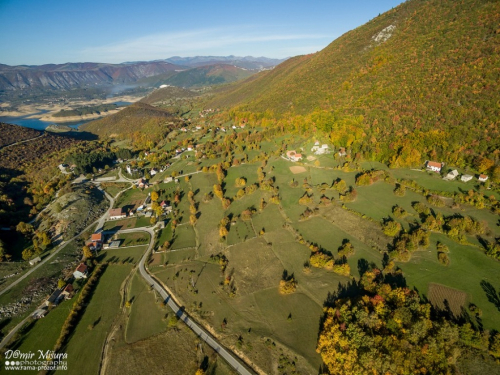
[140,86,198,105]
[209,0,500,167]
[80,102,182,148]
[164,64,255,88]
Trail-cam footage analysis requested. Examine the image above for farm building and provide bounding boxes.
[444,170,459,180]
[426,161,443,173]
[461,174,473,182]
[109,208,126,220]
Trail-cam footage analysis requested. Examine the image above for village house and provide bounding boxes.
[444,170,459,180]
[338,147,347,157]
[164,177,173,183]
[286,150,302,162]
[187,145,194,151]
[138,178,149,189]
[426,161,443,173]
[180,127,187,132]
[58,164,68,172]
[91,233,103,249]
[150,168,158,176]
[461,174,473,182]
[109,208,126,220]
[73,263,88,279]
[478,174,488,182]
[60,284,74,300]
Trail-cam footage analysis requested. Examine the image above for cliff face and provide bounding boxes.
[0,61,181,91]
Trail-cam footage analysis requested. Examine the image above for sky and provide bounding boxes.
[0,0,405,66]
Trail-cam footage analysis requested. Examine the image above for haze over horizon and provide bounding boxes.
[0,0,404,66]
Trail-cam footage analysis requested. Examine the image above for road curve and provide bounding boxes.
[118,227,255,375]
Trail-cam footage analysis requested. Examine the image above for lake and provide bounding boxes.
[0,115,89,130]
[0,102,130,130]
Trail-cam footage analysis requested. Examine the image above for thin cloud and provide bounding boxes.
[79,27,329,62]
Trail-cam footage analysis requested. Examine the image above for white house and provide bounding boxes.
[426,161,442,173]
[150,169,158,176]
[479,174,489,182]
[461,174,473,182]
[29,256,41,266]
[73,263,88,279]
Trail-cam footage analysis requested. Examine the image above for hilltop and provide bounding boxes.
[209,0,500,168]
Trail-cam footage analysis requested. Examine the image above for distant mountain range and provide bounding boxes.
[163,55,287,70]
[0,61,181,91]
[0,56,285,94]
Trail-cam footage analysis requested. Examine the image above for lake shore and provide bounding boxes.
[0,94,141,121]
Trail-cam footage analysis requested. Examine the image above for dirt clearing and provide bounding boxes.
[290,166,307,174]
[428,283,467,316]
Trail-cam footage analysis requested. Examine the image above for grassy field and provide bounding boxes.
[57,265,132,375]
[171,224,197,250]
[114,187,149,210]
[100,182,130,198]
[399,232,500,330]
[114,231,150,247]
[125,272,168,343]
[10,299,73,355]
[97,245,148,264]
[103,217,151,231]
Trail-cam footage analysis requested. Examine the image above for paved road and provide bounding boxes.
[118,227,254,375]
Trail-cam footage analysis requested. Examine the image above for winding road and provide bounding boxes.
[116,226,255,375]
[1,173,256,374]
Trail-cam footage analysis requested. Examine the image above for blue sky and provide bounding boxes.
[0,0,404,65]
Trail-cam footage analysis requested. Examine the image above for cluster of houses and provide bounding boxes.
[311,141,330,155]
[426,161,488,182]
[107,192,172,222]
[33,263,86,318]
[199,108,216,118]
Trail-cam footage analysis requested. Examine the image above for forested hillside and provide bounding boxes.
[209,0,500,169]
[80,102,183,148]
